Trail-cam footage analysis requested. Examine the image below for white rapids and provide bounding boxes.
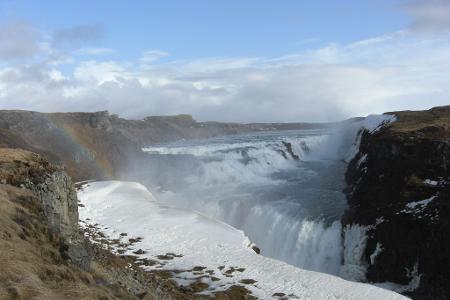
[137,115,395,278]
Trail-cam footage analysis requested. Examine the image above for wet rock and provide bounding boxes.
[282,141,299,160]
[133,249,146,255]
[239,279,257,285]
[343,106,450,300]
[249,243,261,254]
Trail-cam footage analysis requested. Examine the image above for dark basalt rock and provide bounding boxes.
[282,141,300,160]
[343,106,450,300]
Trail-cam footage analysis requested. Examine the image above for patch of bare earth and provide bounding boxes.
[82,221,257,300]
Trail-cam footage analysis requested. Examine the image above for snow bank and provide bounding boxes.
[405,197,436,210]
[344,114,397,162]
[400,196,436,215]
[423,179,438,186]
[78,181,407,299]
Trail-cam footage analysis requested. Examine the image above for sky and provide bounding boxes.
[0,0,449,122]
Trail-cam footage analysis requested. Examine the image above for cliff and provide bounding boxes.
[0,148,129,298]
[343,105,450,299]
[0,148,88,263]
[0,111,143,181]
[3,106,447,298]
[0,148,252,299]
[0,110,329,182]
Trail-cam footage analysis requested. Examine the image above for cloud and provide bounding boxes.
[74,47,115,56]
[53,24,104,47]
[0,21,38,60]
[74,61,130,84]
[176,57,261,73]
[140,50,168,63]
[0,24,449,122]
[404,0,450,34]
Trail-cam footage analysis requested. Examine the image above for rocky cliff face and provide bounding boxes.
[0,148,89,268]
[343,106,450,299]
[0,111,143,181]
[0,147,257,300]
[0,148,210,299]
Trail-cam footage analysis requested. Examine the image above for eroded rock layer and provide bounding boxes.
[344,106,450,299]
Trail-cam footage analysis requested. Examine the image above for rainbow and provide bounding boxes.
[43,113,116,180]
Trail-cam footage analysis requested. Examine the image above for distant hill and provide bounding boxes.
[0,110,334,181]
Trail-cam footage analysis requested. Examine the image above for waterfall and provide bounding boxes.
[139,115,395,277]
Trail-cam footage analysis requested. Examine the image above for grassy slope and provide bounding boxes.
[386,105,450,138]
[0,185,139,299]
[0,149,254,299]
[0,149,147,299]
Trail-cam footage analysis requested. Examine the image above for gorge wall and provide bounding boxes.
[343,106,450,299]
[1,106,449,299]
[0,110,330,182]
[0,148,125,298]
[0,148,244,299]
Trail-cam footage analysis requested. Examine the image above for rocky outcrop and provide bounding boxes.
[343,106,450,299]
[0,148,89,269]
[0,148,160,299]
[32,170,79,238]
[0,147,256,300]
[0,111,144,181]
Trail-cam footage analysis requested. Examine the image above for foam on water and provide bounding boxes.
[143,133,326,185]
[140,115,395,278]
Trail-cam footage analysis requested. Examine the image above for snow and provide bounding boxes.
[356,154,368,168]
[370,243,383,265]
[343,114,397,162]
[365,114,397,133]
[78,181,407,300]
[340,224,368,282]
[400,196,436,214]
[406,197,435,209]
[423,179,438,186]
[375,217,385,226]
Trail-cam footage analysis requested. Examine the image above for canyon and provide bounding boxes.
[0,106,448,299]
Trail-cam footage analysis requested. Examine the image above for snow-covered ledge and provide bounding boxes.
[78,180,407,299]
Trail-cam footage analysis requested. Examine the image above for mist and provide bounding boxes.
[116,115,393,280]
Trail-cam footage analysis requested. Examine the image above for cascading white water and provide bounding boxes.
[140,115,396,278]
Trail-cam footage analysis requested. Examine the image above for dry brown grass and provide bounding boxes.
[0,149,57,186]
[0,181,251,299]
[387,105,450,138]
[0,185,137,300]
[0,149,257,299]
